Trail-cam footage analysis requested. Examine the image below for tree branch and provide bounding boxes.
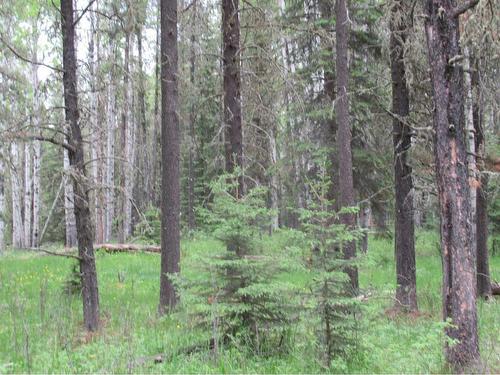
[73,0,97,27]
[451,0,480,18]
[0,34,63,72]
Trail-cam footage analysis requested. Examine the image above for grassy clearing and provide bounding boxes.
[0,231,498,373]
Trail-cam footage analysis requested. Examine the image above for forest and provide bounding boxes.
[0,0,499,373]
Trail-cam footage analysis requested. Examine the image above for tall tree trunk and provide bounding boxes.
[104,39,116,243]
[63,149,77,247]
[473,66,491,298]
[335,0,358,294]
[10,142,24,248]
[60,0,100,331]
[136,26,148,217]
[187,0,197,232]
[0,147,4,253]
[152,0,161,207]
[120,32,134,242]
[31,39,42,248]
[222,0,244,197]
[390,0,417,312]
[159,0,180,313]
[424,0,479,368]
[23,142,32,248]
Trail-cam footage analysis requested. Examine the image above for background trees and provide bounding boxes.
[0,0,498,371]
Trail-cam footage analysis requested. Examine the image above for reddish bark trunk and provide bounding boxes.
[336,0,358,294]
[60,0,100,331]
[159,0,181,314]
[424,0,479,368]
[222,0,244,197]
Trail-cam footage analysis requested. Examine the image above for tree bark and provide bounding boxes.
[473,68,491,298]
[0,147,4,253]
[335,0,358,294]
[63,149,77,247]
[390,0,417,312]
[23,142,32,248]
[31,38,42,248]
[187,0,197,232]
[60,0,100,331]
[159,0,181,314]
[424,1,479,368]
[222,0,244,197]
[104,37,116,243]
[10,142,24,248]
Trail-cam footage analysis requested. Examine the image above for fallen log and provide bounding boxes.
[94,243,161,254]
[492,282,500,296]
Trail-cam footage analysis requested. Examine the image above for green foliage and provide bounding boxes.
[177,175,300,354]
[133,206,161,244]
[62,262,82,296]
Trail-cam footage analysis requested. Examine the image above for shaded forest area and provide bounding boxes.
[0,0,499,373]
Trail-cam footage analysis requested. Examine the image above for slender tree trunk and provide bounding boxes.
[31,39,42,248]
[136,26,148,216]
[222,0,244,197]
[424,0,479,368]
[159,0,181,314]
[23,142,32,248]
[63,149,77,247]
[390,0,417,312]
[473,67,491,298]
[60,0,100,331]
[0,148,4,253]
[10,143,24,248]
[187,0,197,232]
[104,39,116,242]
[335,0,358,294]
[152,0,161,207]
[120,32,134,242]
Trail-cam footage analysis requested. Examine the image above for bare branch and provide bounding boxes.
[0,34,63,72]
[451,0,480,18]
[73,0,97,27]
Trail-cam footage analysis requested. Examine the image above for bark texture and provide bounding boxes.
[390,1,417,312]
[0,148,4,252]
[335,0,358,294]
[424,0,479,368]
[61,0,100,331]
[222,0,244,197]
[474,81,491,298]
[159,0,181,314]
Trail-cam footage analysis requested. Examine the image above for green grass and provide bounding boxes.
[0,231,498,373]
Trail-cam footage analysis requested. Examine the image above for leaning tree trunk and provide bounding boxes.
[424,0,480,369]
[60,0,100,331]
[222,0,244,197]
[390,0,417,312]
[473,66,491,298]
[335,0,358,294]
[159,0,181,314]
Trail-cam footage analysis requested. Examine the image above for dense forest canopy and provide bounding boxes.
[0,0,498,373]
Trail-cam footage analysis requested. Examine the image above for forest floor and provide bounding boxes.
[0,230,498,374]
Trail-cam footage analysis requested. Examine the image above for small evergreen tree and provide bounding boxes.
[178,174,300,354]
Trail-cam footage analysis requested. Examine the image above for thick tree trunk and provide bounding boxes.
[10,142,24,248]
[222,0,244,197]
[60,0,100,331]
[473,72,491,298]
[335,0,358,294]
[159,0,181,314]
[390,1,417,312]
[63,149,78,247]
[424,0,479,368]
[152,0,161,207]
